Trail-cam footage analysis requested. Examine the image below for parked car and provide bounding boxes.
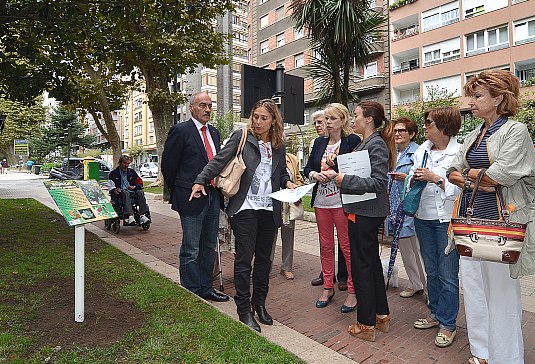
[49,158,111,181]
[140,162,158,177]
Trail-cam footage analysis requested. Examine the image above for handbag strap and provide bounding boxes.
[467,168,509,223]
[420,150,428,168]
[235,128,247,157]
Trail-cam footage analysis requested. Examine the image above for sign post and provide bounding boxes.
[74,225,85,322]
[43,180,117,322]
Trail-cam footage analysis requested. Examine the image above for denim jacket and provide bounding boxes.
[448,119,535,278]
[385,141,419,238]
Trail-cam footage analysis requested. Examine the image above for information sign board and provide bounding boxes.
[44,180,117,226]
[13,139,29,156]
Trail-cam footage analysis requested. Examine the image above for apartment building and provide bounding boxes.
[176,1,249,122]
[389,0,535,113]
[250,0,390,132]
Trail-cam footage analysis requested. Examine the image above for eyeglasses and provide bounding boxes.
[424,119,435,127]
[394,128,408,134]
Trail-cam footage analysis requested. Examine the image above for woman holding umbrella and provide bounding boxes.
[385,117,426,298]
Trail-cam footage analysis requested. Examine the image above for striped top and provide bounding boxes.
[460,116,508,219]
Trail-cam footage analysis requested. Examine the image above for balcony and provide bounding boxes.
[392,59,419,74]
[393,24,419,42]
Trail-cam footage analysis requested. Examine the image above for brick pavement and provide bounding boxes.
[95,206,535,364]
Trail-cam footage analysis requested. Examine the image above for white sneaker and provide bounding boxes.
[140,215,150,224]
[126,215,136,225]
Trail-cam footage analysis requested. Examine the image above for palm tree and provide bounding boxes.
[290,0,386,106]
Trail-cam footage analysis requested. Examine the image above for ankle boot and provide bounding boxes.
[252,304,273,325]
[238,311,261,332]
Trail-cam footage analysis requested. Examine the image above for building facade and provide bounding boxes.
[389,0,535,113]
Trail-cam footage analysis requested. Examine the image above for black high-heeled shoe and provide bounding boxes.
[238,311,261,332]
[315,288,335,308]
[252,304,273,325]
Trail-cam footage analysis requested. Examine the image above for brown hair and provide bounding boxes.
[247,99,284,149]
[424,107,461,137]
[358,101,396,170]
[324,103,354,137]
[393,117,418,141]
[464,69,520,116]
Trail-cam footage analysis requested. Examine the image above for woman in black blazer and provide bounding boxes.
[191,99,295,333]
[304,103,360,313]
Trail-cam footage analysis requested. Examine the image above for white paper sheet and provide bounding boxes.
[268,183,316,203]
[337,150,376,204]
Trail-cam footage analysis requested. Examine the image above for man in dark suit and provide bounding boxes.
[161,92,229,302]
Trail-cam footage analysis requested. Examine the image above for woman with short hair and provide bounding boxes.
[448,69,535,364]
[410,106,462,348]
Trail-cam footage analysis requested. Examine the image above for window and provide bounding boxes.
[149,136,154,144]
[364,62,378,78]
[260,15,268,29]
[294,28,304,39]
[233,78,240,89]
[514,17,535,45]
[424,49,441,65]
[275,6,285,20]
[260,40,269,54]
[294,53,304,68]
[442,49,460,62]
[422,3,459,32]
[303,113,310,126]
[466,31,485,56]
[488,25,509,51]
[442,8,459,26]
[276,33,285,47]
[465,5,485,19]
[423,13,440,32]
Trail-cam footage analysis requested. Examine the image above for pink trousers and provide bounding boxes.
[315,207,354,294]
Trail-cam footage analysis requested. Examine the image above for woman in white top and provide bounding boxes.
[409,107,461,348]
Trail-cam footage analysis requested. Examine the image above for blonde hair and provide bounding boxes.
[464,69,520,116]
[324,103,354,137]
[247,99,284,149]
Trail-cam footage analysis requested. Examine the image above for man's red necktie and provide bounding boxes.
[201,125,215,187]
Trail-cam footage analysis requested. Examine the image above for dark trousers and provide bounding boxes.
[349,215,389,326]
[230,209,277,314]
[178,189,220,296]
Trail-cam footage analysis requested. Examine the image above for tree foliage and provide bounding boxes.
[0,98,45,163]
[515,92,535,140]
[212,111,239,143]
[29,106,95,162]
[290,0,386,105]
[1,0,234,183]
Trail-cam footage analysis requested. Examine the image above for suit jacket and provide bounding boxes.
[303,134,361,207]
[161,119,222,216]
[340,131,390,217]
[194,128,291,227]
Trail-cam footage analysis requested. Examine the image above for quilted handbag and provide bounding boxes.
[451,169,526,264]
[402,151,428,217]
[215,128,247,198]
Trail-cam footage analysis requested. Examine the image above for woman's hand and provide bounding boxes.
[388,171,407,182]
[325,152,338,168]
[322,169,338,181]
[335,172,344,187]
[189,183,206,201]
[313,171,330,184]
[286,181,297,189]
[413,168,438,183]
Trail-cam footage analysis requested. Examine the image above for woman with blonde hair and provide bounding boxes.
[304,103,360,313]
[191,99,296,333]
[448,69,535,364]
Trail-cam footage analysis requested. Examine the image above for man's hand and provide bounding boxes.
[388,171,407,182]
[189,183,207,201]
[127,185,135,191]
[286,181,297,189]
[113,188,122,195]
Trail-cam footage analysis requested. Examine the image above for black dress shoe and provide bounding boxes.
[340,304,357,313]
[311,276,324,286]
[252,304,273,325]
[238,312,261,332]
[338,281,348,291]
[200,290,229,302]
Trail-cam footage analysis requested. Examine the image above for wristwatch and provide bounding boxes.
[463,180,472,191]
[435,178,444,187]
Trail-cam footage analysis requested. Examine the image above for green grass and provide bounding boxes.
[143,181,163,194]
[301,195,313,213]
[0,199,303,364]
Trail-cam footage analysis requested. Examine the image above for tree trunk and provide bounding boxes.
[82,63,122,165]
[141,64,174,188]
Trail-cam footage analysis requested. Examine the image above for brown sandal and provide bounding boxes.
[375,315,391,333]
[348,322,376,342]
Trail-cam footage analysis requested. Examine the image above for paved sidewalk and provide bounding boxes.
[1,172,534,363]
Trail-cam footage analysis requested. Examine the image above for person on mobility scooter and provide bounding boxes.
[106,155,151,232]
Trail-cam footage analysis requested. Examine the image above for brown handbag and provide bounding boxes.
[452,169,526,264]
[215,128,247,198]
